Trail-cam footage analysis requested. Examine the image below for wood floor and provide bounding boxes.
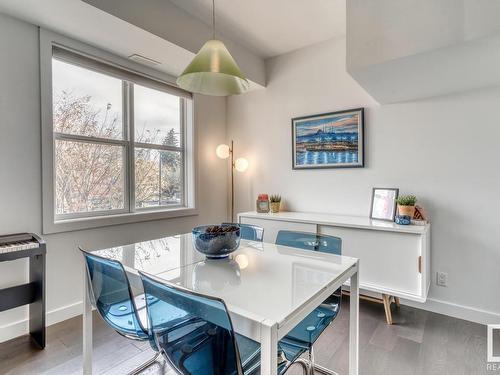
[0,299,489,375]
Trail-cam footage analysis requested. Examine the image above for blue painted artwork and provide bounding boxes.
[292,109,364,169]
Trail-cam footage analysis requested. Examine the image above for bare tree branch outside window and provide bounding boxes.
[52,58,184,217]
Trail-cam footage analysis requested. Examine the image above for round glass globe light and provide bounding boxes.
[216,144,230,159]
[235,157,249,172]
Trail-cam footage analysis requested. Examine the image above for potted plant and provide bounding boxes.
[269,195,281,213]
[396,195,417,217]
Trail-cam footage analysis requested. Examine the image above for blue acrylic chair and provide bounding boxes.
[139,271,308,375]
[275,231,342,375]
[222,223,264,242]
[275,231,341,255]
[80,249,160,374]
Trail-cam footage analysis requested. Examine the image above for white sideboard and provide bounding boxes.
[238,211,431,304]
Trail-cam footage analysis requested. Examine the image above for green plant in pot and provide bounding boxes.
[397,195,417,217]
[269,195,281,213]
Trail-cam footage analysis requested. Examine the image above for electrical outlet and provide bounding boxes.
[437,272,448,287]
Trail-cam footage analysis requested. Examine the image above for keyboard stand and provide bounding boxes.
[0,234,46,349]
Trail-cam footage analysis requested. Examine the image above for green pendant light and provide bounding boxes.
[176,0,249,96]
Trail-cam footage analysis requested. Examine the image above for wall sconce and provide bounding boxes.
[216,140,248,221]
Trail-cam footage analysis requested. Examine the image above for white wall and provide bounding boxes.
[227,36,500,323]
[0,13,228,342]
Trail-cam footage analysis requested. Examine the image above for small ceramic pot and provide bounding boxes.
[398,205,415,217]
[395,215,411,225]
[270,202,280,213]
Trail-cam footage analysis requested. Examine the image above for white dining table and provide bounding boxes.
[82,234,359,375]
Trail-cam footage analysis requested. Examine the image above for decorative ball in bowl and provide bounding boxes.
[192,225,241,259]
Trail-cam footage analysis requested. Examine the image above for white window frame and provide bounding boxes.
[41,30,197,234]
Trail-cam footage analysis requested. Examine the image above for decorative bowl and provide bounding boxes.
[192,225,241,259]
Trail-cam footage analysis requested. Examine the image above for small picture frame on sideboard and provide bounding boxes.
[370,187,399,222]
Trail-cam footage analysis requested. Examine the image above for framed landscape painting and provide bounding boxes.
[292,108,364,169]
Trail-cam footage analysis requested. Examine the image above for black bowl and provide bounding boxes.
[192,225,241,259]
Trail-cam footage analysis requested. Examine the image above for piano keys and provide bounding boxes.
[0,233,40,254]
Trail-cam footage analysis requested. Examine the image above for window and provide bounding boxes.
[52,59,126,216]
[43,43,195,232]
[133,84,183,209]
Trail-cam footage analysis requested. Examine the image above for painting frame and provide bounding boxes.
[370,187,399,222]
[291,108,364,170]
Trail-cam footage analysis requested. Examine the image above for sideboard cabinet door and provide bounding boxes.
[320,225,424,301]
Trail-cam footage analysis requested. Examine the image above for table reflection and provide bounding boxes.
[93,235,204,275]
[192,259,241,292]
[234,253,249,269]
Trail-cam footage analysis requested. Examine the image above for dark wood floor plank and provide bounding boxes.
[103,350,162,375]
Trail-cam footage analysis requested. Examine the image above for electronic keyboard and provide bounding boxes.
[0,233,45,261]
[0,233,40,253]
[0,232,46,348]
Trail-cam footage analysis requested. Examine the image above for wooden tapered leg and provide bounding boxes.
[341,290,397,325]
[394,296,401,308]
[382,294,393,325]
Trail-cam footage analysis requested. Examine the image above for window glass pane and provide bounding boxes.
[55,140,125,214]
[134,84,181,146]
[135,148,182,208]
[52,59,123,139]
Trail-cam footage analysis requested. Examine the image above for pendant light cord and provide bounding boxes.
[212,0,216,39]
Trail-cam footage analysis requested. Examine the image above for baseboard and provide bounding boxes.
[0,301,82,343]
[343,285,500,325]
[0,316,28,343]
[46,301,83,326]
[401,297,500,325]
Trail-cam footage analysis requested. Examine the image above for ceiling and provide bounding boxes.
[0,0,193,79]
[0,0,345,86]
[170,0,346,59]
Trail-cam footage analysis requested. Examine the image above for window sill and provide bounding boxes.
[43,207,198,234]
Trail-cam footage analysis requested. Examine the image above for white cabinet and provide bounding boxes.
[319,226,428,301]
[239,211,431,303]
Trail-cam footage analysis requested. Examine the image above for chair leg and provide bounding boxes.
[382,294,393,325]
[294,358,311,375]
[312,363,339,375]
[126,352,160,375]
[295,347,339,375]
